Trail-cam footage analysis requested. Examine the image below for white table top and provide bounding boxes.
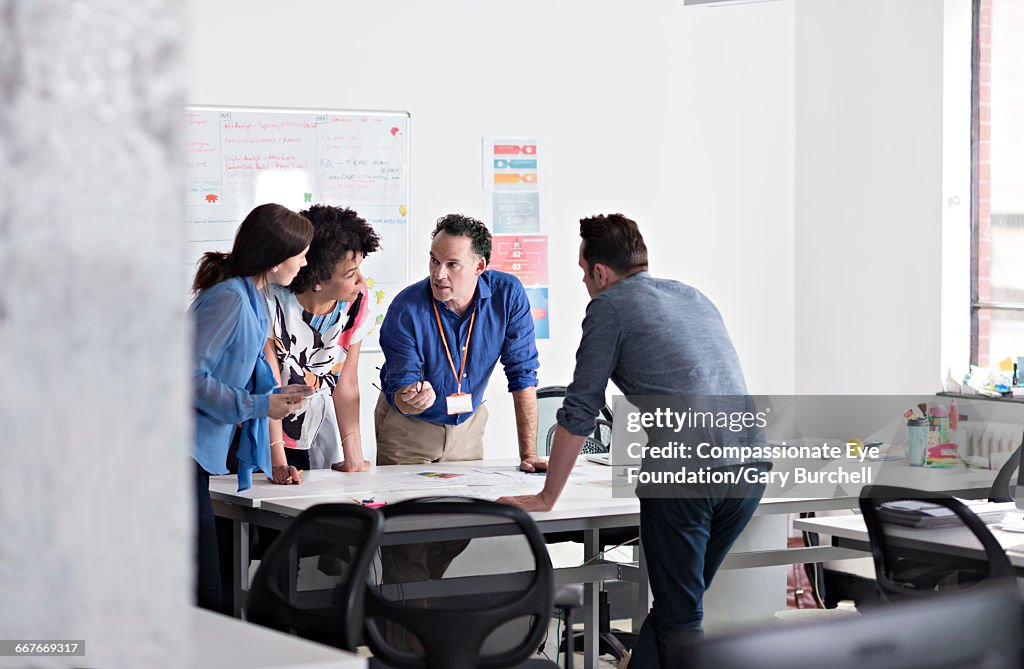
[793,503,1024,568]
[191,608,364,669]
[210,458,624,504]
[210,456,999,526]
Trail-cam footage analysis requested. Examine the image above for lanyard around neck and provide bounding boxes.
[432,301,476,394]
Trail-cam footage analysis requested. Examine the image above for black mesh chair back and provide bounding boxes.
[536,385,612,457]
[989,436,1022,502]
[859,485,1014,601]
[246,503,384,651]
[544,419,611,456]
[364,497,555,669]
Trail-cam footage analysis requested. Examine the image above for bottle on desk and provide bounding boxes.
[929,405,949,444]
[907,418,928,467]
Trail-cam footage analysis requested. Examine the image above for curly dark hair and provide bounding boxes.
[289,205,381,294]
[431,214,491,264]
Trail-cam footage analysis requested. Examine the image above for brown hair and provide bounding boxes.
[579,214,648,275]
[192,203,314,293]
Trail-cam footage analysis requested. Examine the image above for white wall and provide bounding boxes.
[0,2,190,667]
[187,0,797,459]
[941,0,974,387]
[793,0,950,395]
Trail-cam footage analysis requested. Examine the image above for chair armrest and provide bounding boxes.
[553,584,584,611]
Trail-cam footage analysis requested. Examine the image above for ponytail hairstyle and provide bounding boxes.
[192,203,314,294]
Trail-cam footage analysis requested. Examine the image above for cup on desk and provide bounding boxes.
[907,418,927,467]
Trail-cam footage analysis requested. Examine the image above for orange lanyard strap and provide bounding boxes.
[432,302,476,394]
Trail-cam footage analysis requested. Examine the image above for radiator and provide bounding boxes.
[959,421,1022,466]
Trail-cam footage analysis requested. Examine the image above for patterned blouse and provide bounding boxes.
[267,284,369,468]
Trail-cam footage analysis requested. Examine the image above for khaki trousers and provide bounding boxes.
[374,392,488,465]
[373,393,490,653]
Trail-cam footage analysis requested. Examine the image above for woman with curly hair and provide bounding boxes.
[264,204,381,480]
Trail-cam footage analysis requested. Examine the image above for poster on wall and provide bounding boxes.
[185,106,411,351]
[483,139,545,191]
[488,236,548,286]
[482,137,550,339]
[524,287,549,339]
[492,192,541,234]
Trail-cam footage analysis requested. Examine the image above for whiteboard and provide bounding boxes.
[184,106,410,351]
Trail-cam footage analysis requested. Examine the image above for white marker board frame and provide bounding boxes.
[185,105,411,352]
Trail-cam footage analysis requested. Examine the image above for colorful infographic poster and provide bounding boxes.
[525,287,549,339]
[490,236,548,286]
[483,137,550,339]
[484,139,543,191]
[492,192,541,234]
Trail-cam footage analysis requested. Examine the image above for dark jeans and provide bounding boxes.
[195,461,224,613]
[630,467,765,669]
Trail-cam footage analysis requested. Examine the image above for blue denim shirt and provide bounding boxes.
[191,277,274,489]
[379,270,539,425]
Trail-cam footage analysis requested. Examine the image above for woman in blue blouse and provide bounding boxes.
[190,202,313,612]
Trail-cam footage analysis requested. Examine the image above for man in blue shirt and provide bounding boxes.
[376,214,545,472]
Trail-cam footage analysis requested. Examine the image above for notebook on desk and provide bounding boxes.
[879,500,1009,529]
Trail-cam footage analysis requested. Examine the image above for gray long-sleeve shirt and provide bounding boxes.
[557,271,755,470]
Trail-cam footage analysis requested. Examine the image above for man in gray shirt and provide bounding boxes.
[500,214,765,668]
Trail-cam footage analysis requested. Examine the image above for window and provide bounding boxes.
[971,0,1024,366]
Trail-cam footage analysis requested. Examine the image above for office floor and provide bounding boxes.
[353,623,627,667]
[539,617,631,669]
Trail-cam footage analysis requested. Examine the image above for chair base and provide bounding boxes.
[562,629,635,661]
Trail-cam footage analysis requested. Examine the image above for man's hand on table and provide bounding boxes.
[332,460,371,473]
[497,490,555,512]
[519,454,548,473]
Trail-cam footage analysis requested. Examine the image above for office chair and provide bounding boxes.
[246,503,384,651]
[363,497,581,669]
[535,385,613,457]
[858,485,1014,602]
[988,435,1022,503]
[535,385,636,661]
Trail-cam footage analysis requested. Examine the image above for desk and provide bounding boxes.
[792,502,1024,573]
[212,459,640,669]
[210,457,997,668]
[192,608,364,669]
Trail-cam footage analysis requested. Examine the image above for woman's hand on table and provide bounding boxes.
[270,464,302,485]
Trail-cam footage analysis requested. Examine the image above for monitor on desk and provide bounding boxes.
[677,586,1021,669]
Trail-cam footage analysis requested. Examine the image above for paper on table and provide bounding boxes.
[458,473,520,486]
[382,485,474,502]
[466,485,543,501]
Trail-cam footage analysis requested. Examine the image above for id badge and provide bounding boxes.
[446,392,473,415]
